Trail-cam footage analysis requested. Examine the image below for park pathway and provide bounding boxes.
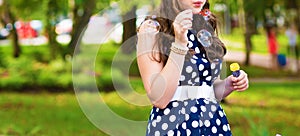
[224,51,300,82]
[224,50,300,70]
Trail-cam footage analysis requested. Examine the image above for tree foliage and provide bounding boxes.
[7,0,47,21]
[213,0,298,65]
[1,0,298,62]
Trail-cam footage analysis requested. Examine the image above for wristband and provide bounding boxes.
[170,42,189,55]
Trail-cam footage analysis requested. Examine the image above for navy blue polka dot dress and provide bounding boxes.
[146,30,232,136]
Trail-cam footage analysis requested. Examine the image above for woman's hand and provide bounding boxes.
[225,70,249,92]
[137,19,160,54]
[138,19,160,34]
[173,9,193,46]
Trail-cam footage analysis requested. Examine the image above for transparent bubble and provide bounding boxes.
[151,15,161,30]
[197,29,212,47]
[146,19,160,32]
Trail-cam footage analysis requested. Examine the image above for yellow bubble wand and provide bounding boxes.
[230,63,240,77]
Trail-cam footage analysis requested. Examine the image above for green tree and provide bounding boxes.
[284,0,300,32]
[0,0,47,58]
[118,0,159,54]
[66,0,159,55]
[67,0,110,56]
[0,0,20,58]
[242,0,286,65]
[242,0,262,65]
[216,0,283,65]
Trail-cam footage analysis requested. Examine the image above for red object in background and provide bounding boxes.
[267,28,278,55]
[199,9,211,17]
[16,22,38,39]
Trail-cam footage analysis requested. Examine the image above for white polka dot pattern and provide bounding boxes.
[186,66,193,73]
[204,120,211,127]
[162,123,168,130]
[191,106,197,113]
[216,119,221,126]
[155,131,160,136]
[146,31,231,136]
[195,47,201,53]
[188,41,193,48]
[190,34,195,41]
[178,29,222,86]
[192,121,199,128]
[164,108,170,115]
[212,126,217,133]
[223,125,228,132]
[169,115,176,122]
[168,130,174,136]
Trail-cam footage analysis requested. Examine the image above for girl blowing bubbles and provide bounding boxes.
[137,0,249,135]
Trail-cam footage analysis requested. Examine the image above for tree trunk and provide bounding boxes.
[121,5,137,54]
[3,1,21,58]
[68,0,95,56]
[297,10,300,33]
[244,12,254,66]
[244,32,252,65]
[11,19,20,58]
[46,0,62,60]
[45,20,61,60]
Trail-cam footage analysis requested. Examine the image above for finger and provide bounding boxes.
[180,21,193,30]
[231,72,246,85]
[138,28,158,36]
[175,17,192,24]
[235,83,249,91]
[143,20,158,28]
[234,79,249,90]
[229,75,238,83]
[139,20,150,31]
[139,20,159,34]
[178,9,193,18]
[236,70,247,81]
[180,20,192,27]
[139,27,157,34]
[175,9,193,23]
[233,78,247,86]
[235,79,248,89]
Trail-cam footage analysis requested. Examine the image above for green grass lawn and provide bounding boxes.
[1,81,300,135]
[225,82,300,136]
[0,92,106,136]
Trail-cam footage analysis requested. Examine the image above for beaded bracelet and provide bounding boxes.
[170,42,189,55]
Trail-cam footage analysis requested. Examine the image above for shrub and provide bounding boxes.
[5,57,39,89]
[96,68,128,92]
[0,74,28,90]
[27,49,50,63]
[72,73,98,91]
[0,56,73,91]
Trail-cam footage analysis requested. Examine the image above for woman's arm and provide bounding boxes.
[137,10,193,109]
[137,40,186,109]
[214,70,249,101]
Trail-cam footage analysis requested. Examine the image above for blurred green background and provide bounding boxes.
[0,0,300,135]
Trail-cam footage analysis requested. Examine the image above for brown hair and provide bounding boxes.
[140,0,226,65]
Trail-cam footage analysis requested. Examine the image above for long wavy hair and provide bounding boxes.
[140,0,226,65]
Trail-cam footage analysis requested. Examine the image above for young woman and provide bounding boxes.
[137,0,249,135]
